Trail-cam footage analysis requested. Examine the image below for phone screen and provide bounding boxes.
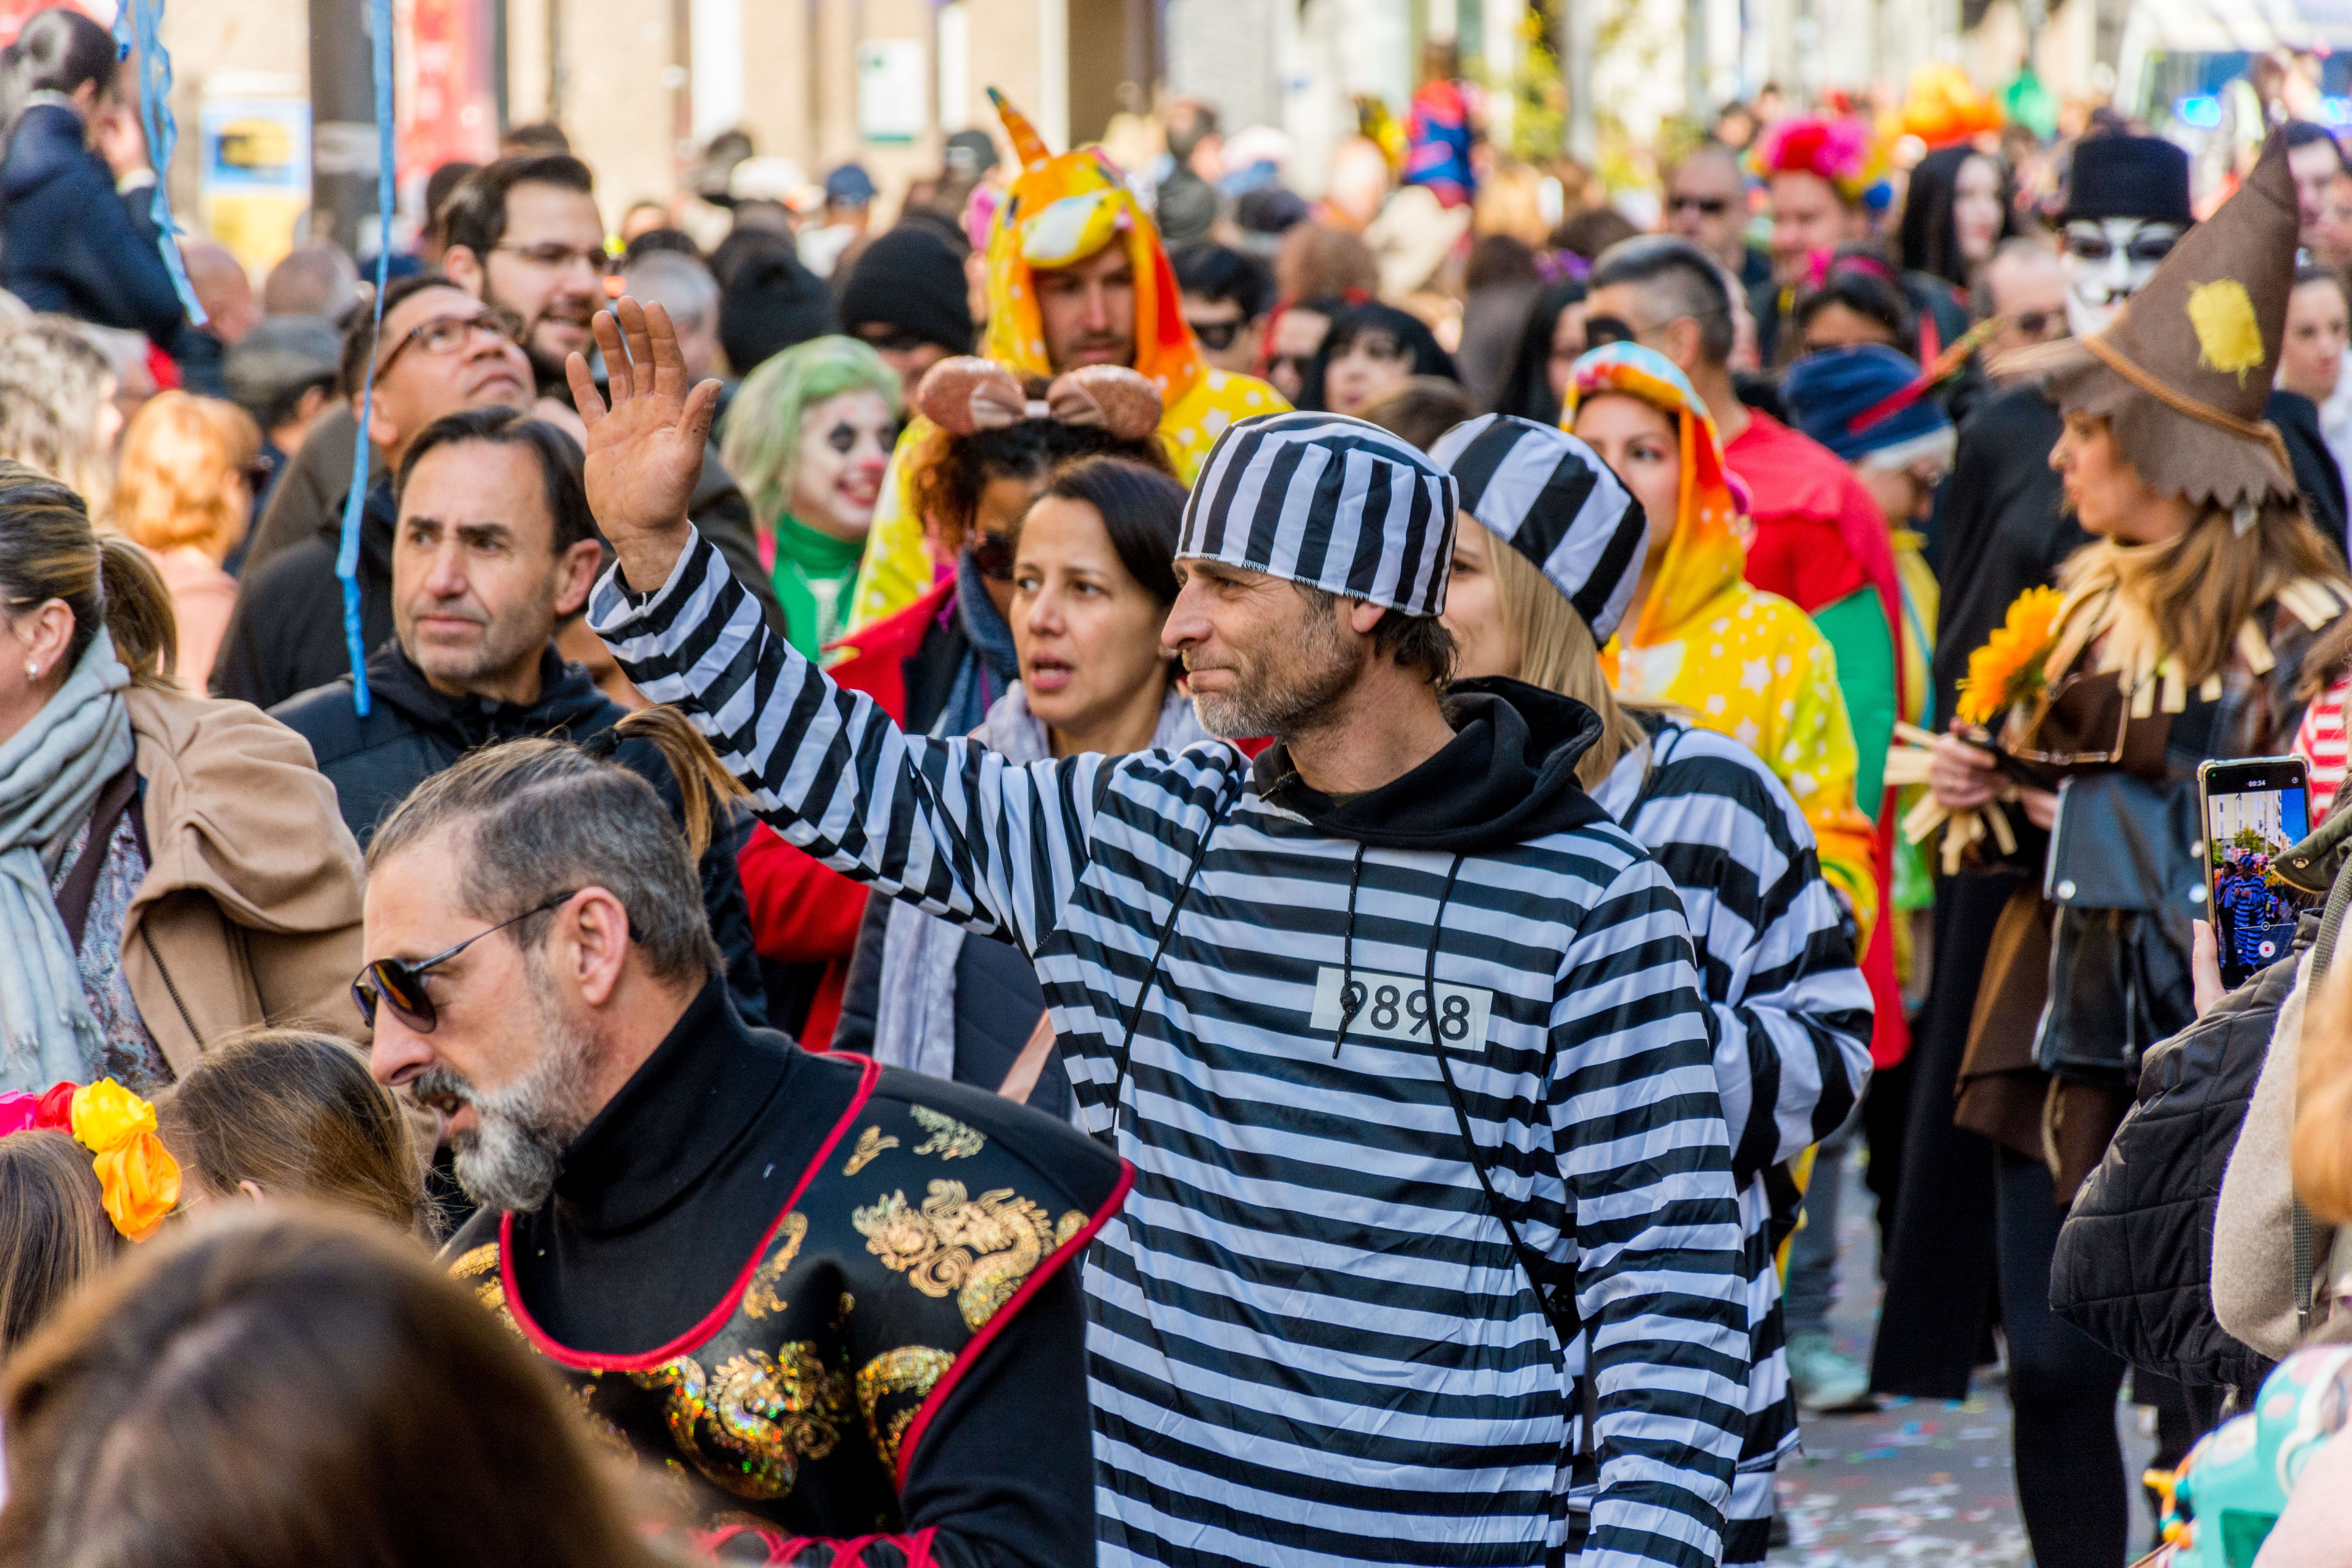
[2206,765,2314,986]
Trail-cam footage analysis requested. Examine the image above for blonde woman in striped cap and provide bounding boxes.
[1435,411,1871,1564]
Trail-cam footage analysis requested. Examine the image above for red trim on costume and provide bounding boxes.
[497,1054,884,1372]
[889,1158,1135,1490]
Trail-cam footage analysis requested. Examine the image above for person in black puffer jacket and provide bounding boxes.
[2051,915,2312,1427]
[0,11,202,362]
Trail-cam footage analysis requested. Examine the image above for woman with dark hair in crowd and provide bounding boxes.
[836,456,1211,1118]
[0,9,197,358]
[1491,279,1590,423]
[155,1029,430,1237]
[1794,250,1918,356]
[0,1130,113,1356]
[0,462,367,1098]
[0,1208,675,1568]
[743,360,1173,1049]
[1301,299,1460,415]
[1898,144,2017,291]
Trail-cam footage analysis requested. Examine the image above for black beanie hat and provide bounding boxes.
[719,244,839,376]
[838,226,975,355]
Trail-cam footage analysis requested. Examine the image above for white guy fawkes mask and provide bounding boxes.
[2061,217,2186,338]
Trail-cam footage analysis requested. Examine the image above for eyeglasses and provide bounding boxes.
[493,241,614,274]
[1670,195,1731,217]
[350,890,580,1034]
[1267,352,1315,382]
[968,531,1016,582]
[374,309,525,377]
[1187,316,1247,351]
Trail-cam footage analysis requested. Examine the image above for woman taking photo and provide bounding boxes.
[0,462,366,1098]
[1918,141,2350,1568]
[1432,412,1873,1567]
[719,334,902,660]
[835,456,1210,1116]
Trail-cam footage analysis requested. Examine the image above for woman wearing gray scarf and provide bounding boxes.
[835,459,1209,1120]
[0,465,367,1097]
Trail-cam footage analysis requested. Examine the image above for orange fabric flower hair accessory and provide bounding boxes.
[0,1077,183,1240]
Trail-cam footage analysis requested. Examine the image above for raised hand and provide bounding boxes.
[568,296,721,591]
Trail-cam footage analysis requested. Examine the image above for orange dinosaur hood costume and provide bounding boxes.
[845,90,1288,632]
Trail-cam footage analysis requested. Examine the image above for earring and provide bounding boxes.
[22,662,34,679]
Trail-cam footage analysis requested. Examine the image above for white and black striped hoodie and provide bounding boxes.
[591,535,1752,1568]
[1591,715,1874,1564]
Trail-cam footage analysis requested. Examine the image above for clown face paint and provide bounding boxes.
[789,389,897,541]
[2061,217,2184,337]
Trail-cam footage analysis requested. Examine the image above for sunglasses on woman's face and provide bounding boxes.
[350,891,579,1033]
[969,531,1017,582]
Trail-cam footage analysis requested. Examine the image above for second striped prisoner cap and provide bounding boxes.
[1426,414,1648,641]
[1174,412,1461,618]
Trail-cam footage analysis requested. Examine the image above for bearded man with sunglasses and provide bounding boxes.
[358,722,1126,1564]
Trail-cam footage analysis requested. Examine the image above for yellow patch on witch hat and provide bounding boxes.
[2187,278,2266,383]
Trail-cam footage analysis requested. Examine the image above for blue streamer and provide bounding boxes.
[109,0,205,327]
[330,0,398,717]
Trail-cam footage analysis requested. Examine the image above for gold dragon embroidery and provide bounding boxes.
[909,1105,984,1159]
[850,1180,1058,1329]
[628,1344,848,1501]
[856,1346,956,1471]
[844,1125,899,1176]
[741,1213,809,1320]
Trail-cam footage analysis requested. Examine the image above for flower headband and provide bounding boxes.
[913,356,1163,442]
[1750,114,1885,205]
[0,1079,182,1241]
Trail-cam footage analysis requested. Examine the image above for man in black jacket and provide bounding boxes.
[272,406,766,1023]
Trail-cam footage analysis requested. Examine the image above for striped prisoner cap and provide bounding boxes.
[1174,412,1460,618]
[1426,414,1648,641]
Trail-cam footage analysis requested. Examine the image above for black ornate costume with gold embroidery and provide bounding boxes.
[443,981,1127,1567]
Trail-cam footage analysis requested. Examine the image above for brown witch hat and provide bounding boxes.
[2015,131,2299,513]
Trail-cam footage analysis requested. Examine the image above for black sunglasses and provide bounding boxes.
[1584,314,1640,348]
[1267,352,1315,381]
[968,531,1016,582]
[350,890,580,1033]
[2011,309,2062,339]
[1187,316,1247,351]
[1670,195,1730,216]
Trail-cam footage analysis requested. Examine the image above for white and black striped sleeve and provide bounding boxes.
[1555,851,1751,1567]
[1599,726,1873,1179]
[586,532,1104,953]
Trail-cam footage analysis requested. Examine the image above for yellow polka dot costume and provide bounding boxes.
[1568,343,1878,937]
[846,90,1289,632]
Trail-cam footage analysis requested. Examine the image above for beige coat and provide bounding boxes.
[116,683,367,1076]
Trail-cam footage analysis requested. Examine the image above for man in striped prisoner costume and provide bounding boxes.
[576,298,1752,1568]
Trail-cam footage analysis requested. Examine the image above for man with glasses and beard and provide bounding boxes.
[441,156,788,639]
[362,721,1125,1562]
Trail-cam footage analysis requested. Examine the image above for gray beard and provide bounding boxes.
[418,963,595,1213]
[1189,603,1357,742]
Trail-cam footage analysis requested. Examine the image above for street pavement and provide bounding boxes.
[1766,1148,2160,1566]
